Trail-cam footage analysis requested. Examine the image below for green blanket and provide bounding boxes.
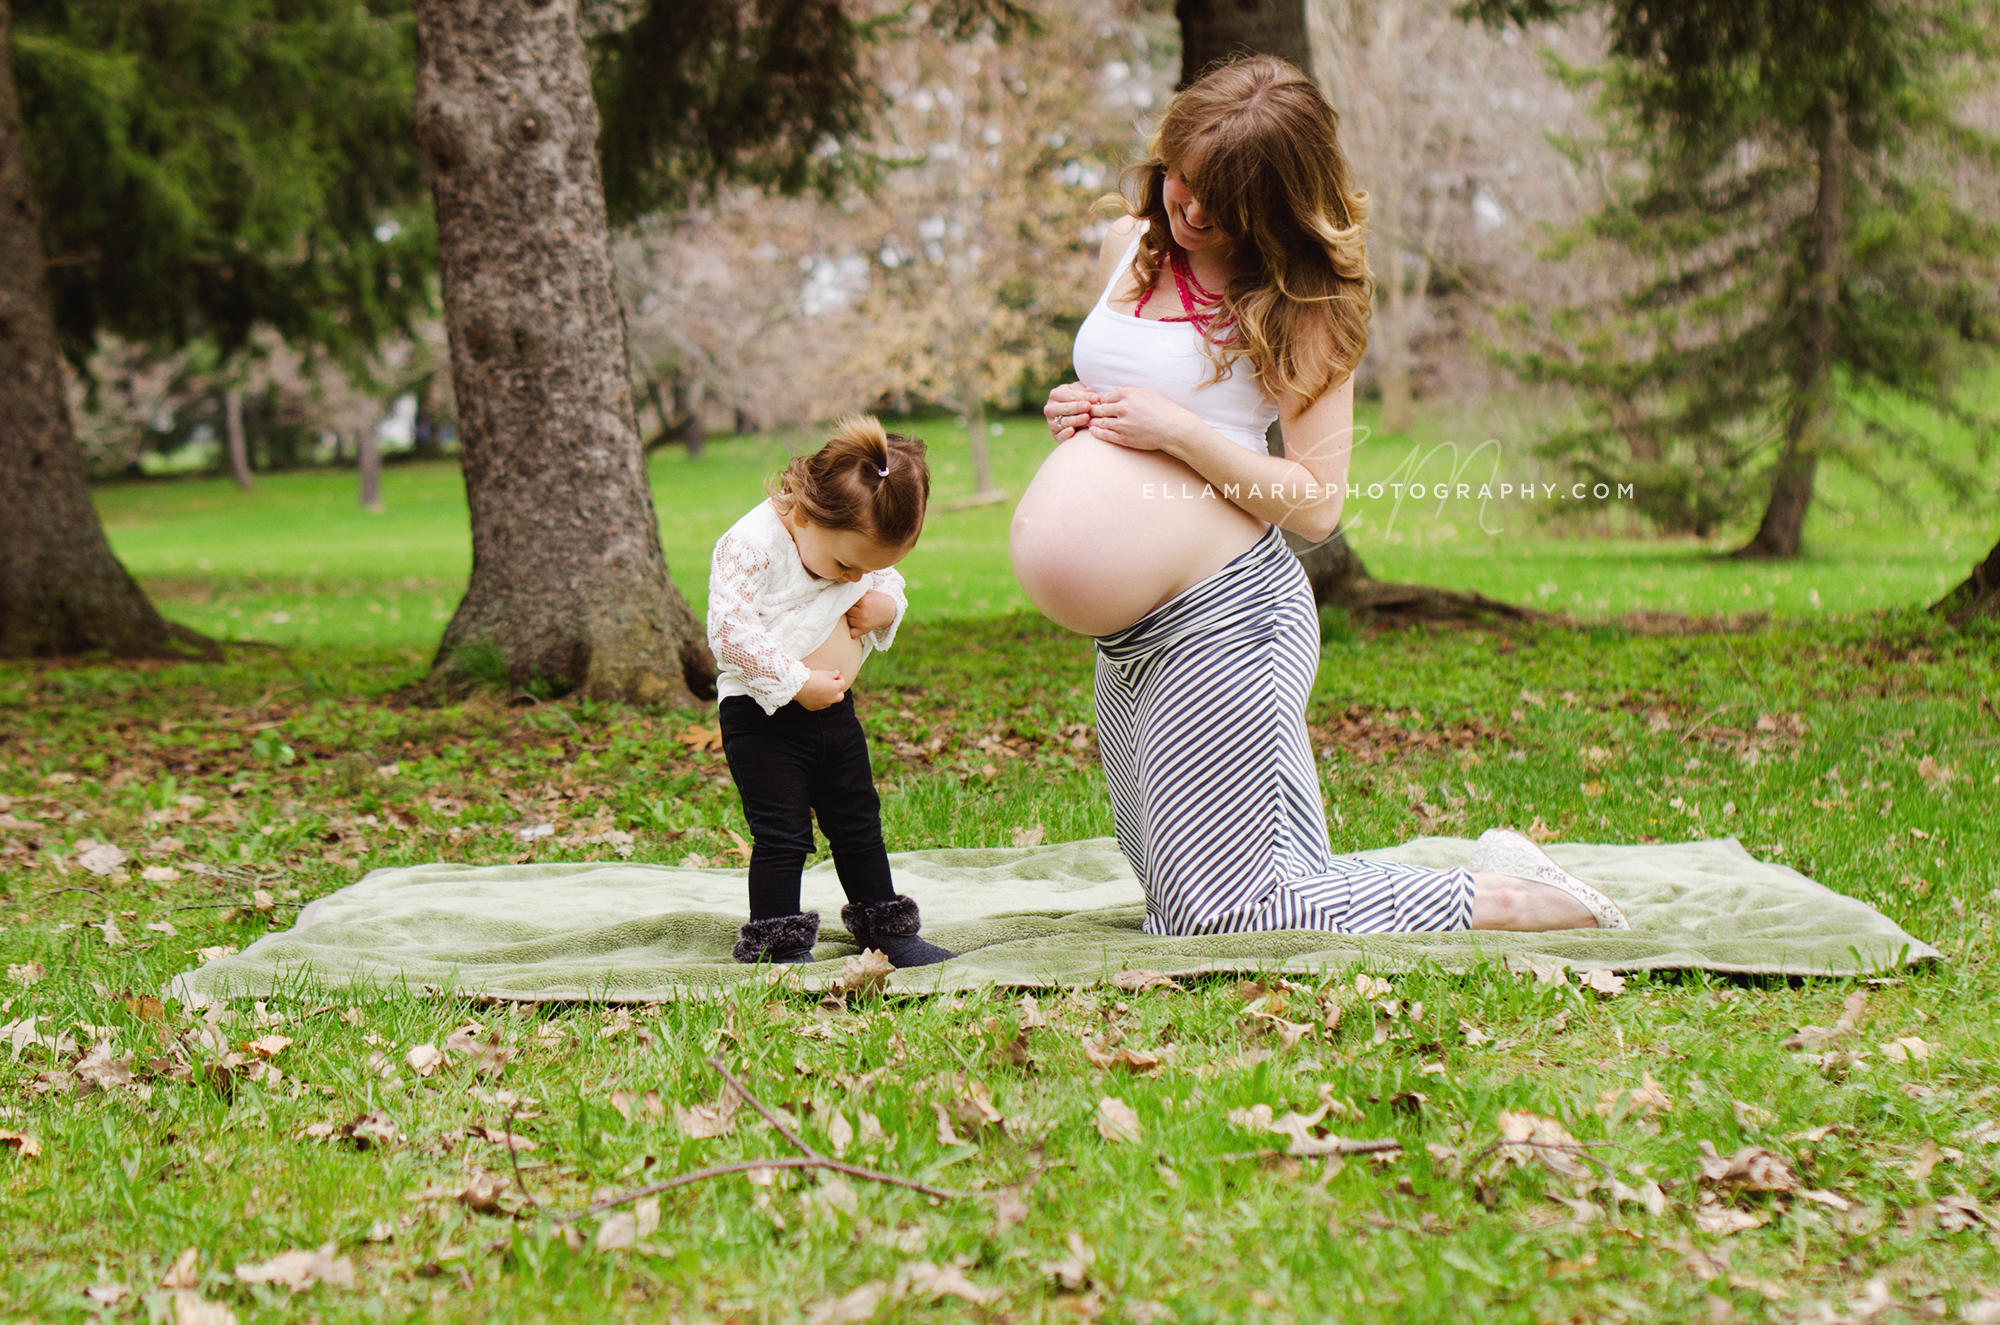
[166,836,1939,1002]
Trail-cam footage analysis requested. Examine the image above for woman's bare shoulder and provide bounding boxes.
[1097,215,1144,287]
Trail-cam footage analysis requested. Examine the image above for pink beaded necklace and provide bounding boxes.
[1132,244,1232,337]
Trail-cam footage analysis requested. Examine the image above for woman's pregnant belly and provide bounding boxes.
[1009,435,1266,637]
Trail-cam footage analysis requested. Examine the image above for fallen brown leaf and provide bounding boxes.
[170,1290,237,1325]
[1797,1188,1852,1212]
[1578,968,1626,999]
[75,1041,138,1094]
[456,1170,517,1215]
[897,1261,1003,1306]
[1595,1072,1674,1117]
[1879,1036,1931,1064]
[0,1129,42,1157]
[1692,1206,1769,1235]
[823,1110,853,1157]
[466,1125,537,1152]
[806,1283,889,1325]
[1696,1141,1798,1193]
[992,1186,1030,1232]
[233,1246,355,1290]
[675,1085,741,1139]
[932,1102,969,1148]
[160,1248,200,1290]
[1040,1230,1096,1291]
[405,1043,444,1078]
[830,949,894,999]
[308,1111,400,1150]
[594,1196,662,1251]
[1094,1097,1141,1144]
[1110,969,1177,993]
[1935,1195,1993,1233]
[1495,1110,1593,1180]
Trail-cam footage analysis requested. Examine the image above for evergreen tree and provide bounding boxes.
[13,0,433,371]
[1,0,434,658]
[1471,0,2000,557]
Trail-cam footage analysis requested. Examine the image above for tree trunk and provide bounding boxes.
[960,368,1001,499]
[0,2,214,661]
[1932,534,2000,626]
[224,387,253,490]
[357,427,385,513]
[412,0,713,702]
[1177,0,1311,85]
[410,371,442,460]
[1733,101,1844,561]
[675,375,705,459]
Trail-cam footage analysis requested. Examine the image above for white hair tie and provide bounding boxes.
[876,465,889,477]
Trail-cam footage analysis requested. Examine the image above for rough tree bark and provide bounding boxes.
[1734,101,1845,561]
[412,0,713,702]
[1200,1,1531,623]
[1932,535,2000,626]
[0,0,214,660]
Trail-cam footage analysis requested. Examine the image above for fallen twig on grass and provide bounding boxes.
[1678,702,1749,747]
[1716,630,1771,713]
[1465,1136,1627,1178]
[549,1056,976,1224]
[33,886,106,903]
[1205,1138,1404,1164]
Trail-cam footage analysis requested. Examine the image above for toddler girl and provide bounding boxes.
[707,416,954,968]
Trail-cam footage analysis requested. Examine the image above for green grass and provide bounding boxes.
[90,397,1994,657]
[19,391,1999,1319]
[3,609,1998,1322]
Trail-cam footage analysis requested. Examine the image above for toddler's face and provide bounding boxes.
[785,509,912,584]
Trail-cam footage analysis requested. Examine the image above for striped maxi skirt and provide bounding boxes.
[1093,525,1475,937]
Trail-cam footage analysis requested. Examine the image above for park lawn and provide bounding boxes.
[1,607,1996,1322]
[90,392,1994,657]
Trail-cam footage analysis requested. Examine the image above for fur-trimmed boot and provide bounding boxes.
[733,911,820,965]
[840,895,955,968]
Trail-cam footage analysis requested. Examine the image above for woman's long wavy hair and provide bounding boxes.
[1107,55,1372,408]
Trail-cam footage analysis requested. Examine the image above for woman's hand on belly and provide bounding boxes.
[1085,387,1203,455]
[1044,382,1100,443]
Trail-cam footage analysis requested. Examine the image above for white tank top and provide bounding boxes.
[1071,236,1280,454]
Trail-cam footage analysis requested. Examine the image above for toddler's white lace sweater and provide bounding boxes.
[707,500,908,714]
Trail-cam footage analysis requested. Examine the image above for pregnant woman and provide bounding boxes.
[1009,55,1628,938]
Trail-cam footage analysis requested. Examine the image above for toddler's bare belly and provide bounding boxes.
[1009,435,1265,636]
[799,627,865,685]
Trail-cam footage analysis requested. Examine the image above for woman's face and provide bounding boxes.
[1162,171,1224,254]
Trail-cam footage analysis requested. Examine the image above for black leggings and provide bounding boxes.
[717,693,898,920]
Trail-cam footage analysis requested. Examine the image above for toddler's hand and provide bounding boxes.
[845,589,897,638]
[795,669,847,711]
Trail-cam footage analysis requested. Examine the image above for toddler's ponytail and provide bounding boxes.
[772,415,930,546]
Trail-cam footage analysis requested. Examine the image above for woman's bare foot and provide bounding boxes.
[1465,828,1631,930]
[1470,873,1597,931]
